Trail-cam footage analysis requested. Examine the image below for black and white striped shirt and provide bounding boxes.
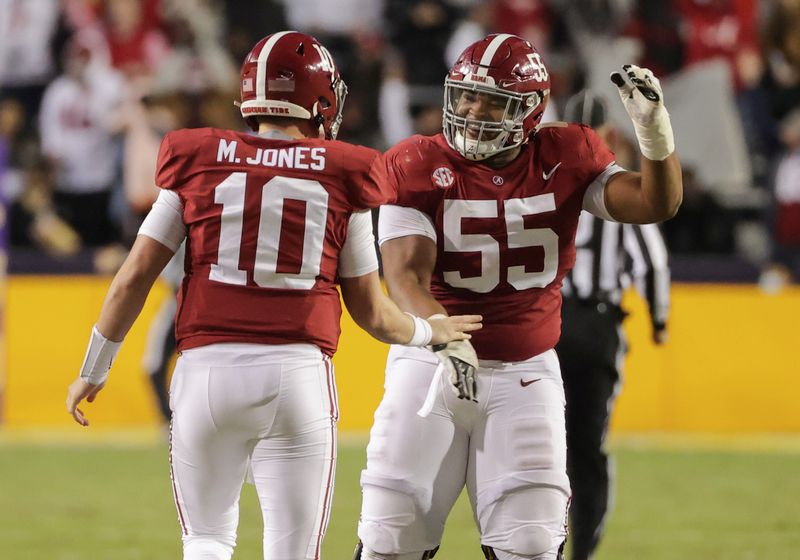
[563,211,670,329]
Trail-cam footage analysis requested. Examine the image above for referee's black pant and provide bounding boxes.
[555,298,626,560]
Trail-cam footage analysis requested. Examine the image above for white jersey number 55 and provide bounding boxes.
[442,194,558,293]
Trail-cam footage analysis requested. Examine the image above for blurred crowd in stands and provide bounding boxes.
[0,0,798,286]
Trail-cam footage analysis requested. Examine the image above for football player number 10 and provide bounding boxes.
[210,172,328,290]
[210,172,558,294]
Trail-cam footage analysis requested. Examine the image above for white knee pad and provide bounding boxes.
[183,536,235,560]
[358,472,434,554]
[479,471,570,558]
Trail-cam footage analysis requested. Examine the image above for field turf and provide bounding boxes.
[1,433,799,559]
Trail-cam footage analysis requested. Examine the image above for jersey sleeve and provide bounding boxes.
[342,145,396,210]
[379,137,441,217]
[576,125,617,185]
[155,132,180,190]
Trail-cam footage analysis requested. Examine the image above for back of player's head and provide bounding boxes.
[237,31,347,139]
[563,90,608,129]
[443,33,551,161]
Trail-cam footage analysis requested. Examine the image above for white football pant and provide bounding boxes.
[169,343,338,560]
[358,346,570,560]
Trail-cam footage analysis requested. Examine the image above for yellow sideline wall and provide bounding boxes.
[2,276,798,432]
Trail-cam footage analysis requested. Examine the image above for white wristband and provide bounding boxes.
[79,325,122,385]
[633,106,675,161]
[404,313,433,347]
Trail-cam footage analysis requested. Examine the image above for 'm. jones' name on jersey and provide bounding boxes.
[216,139,326,170]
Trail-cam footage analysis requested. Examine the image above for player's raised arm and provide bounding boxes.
[603,65,683,224]
[66,235,176,426]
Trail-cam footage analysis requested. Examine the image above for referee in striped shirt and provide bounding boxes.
[557,90,671,560]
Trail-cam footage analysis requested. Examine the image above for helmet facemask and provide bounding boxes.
[443,79,546,161]
[325,77,348,139]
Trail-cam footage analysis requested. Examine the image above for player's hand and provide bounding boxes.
[66,377,105,427]
[430,340,479,403]
[610,65,674,161]
[611,64,664,125]
[427,314,482,345]
[653,327,669,345]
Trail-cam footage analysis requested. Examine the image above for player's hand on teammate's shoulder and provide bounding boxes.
[427,314,482,345]
[65,377,105,427]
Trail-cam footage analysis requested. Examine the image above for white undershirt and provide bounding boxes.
[583,162,625,222]
[338,210,379,278]
[138,190,186,251]
[138,190,379,277]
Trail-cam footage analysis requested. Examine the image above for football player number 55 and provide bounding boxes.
[210,172,328,290]
[443,194,558,293]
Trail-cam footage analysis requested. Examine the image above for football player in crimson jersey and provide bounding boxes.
[65,31,481,560]
[354,34,682,560]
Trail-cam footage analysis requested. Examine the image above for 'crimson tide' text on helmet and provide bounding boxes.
[237,31,347,139]
[443,34,551,161]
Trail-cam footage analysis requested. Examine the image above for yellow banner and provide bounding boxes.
[4,277,798,433]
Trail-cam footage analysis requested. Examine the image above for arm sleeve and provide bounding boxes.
[339,210,380,278]
[138,190,186,252]
[582,162,627,221]
[623,223,670,330]
[377,205,437,247]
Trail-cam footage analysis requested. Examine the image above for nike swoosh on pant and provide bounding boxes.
[520,378,542,387]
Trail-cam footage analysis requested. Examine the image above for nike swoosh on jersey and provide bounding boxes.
[542,162,562,181]
[520,378,542,387]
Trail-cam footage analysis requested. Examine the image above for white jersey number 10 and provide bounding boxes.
[210,172,329,290]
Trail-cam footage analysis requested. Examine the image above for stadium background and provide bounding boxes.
[1,1,798,559]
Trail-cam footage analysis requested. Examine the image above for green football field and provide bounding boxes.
[1,433,799,559]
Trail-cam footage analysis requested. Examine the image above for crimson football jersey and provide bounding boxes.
[382,124,616,361]
[155,127,392,355]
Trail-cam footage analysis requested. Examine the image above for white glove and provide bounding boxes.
[610,64,675,161]
[430,340,479,402]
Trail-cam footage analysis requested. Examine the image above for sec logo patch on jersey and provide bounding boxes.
[431,166,455,189]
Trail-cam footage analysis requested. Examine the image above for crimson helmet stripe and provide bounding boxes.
[476,33,515,76]
[255,30,295,101]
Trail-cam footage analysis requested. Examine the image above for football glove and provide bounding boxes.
[430,340,479,402]
[610,64,674,161]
